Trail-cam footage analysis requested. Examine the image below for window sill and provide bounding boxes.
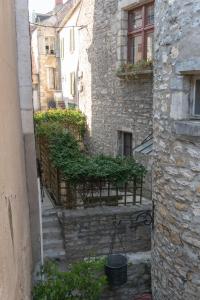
[173,120,200,137]
[116,69,153,80]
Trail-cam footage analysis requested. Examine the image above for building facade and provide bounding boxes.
[0,0,40,299]
[59,0,81,108]
[152,0,200,299]
[59,0,154,156]
[31,0,66,111]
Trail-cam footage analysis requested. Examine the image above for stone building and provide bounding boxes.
[58,0,82,108]
[0,0,40,299]
[59,0,154,157]
[31,0,71,111]
[152,0,200,299]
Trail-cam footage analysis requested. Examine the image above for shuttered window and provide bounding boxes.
[69,28,75,52]
[47,68,55,89]
[70,72,76,96]
[60,37,65,59]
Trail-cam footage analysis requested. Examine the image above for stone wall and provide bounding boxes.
[60,205,151,299]
[152,0,200,299]
[15,0,41,268]
[60,205,151,262]
[134,153,153,200]
[0,0,34,298]
[78,0,153,155]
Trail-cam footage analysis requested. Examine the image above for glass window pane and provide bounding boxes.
[129,9,142,30]
[130,35,142,63]
[146,32,154,61]
[195,80,200,115]
[146,4,154,25]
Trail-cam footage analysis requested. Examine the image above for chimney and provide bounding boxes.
[55,0,63,6]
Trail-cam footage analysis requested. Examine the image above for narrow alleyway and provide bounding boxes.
[42,191,66,262]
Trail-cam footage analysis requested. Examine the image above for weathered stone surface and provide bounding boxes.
[152,1,200,299]
[77,0,153,155]
[60,205,151,262]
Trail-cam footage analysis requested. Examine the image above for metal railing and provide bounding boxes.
[38,138,144,209]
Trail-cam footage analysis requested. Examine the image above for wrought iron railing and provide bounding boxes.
[37,138,144,209]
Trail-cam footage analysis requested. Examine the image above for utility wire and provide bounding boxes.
[30,22,86,29]
[30,22,87,30]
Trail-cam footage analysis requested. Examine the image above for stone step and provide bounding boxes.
[43,239,64,251]
[42,209,58,217]
[42,217,60,229]
[44,249,66,261]
[43,227,62,240]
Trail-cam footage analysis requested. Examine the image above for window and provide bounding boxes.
[47,68,56,89]
[118,131,133,157]
[128,2,154,63]
[60,37,65,59]
[69,28,75,52]
[191,77,200,116]
[45,37,55,55]
[70,72,76,96]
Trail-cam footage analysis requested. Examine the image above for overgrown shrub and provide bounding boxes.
[34,109,87,138]
[34,109,146,185]
[33,259,107,300]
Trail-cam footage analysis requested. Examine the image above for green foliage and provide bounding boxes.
[46,129,146,184]
[33,259,107,300]
[35,110,146,185]
[116,59,153,80]
[34,109,87,138]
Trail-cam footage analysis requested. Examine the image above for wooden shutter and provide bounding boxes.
[70,72,75,96]
[70,28,75,52]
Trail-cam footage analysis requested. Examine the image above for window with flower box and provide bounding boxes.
[128,2,154,64]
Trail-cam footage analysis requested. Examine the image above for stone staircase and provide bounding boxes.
[42,208,66,262]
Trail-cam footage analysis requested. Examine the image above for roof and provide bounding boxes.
[57,0,81,31]
[31,0,78,29]
[133,134,153,155]
[56,0,77,25]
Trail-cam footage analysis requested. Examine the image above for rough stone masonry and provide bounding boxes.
[152,0,200,299]
[77,0,153,155]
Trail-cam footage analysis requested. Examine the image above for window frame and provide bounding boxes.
[45,36,56,55]
[128,1,154,63]
[118,131,133,157]
[190,76,200,118]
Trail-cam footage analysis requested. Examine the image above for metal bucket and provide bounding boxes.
[105,254,127,287]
